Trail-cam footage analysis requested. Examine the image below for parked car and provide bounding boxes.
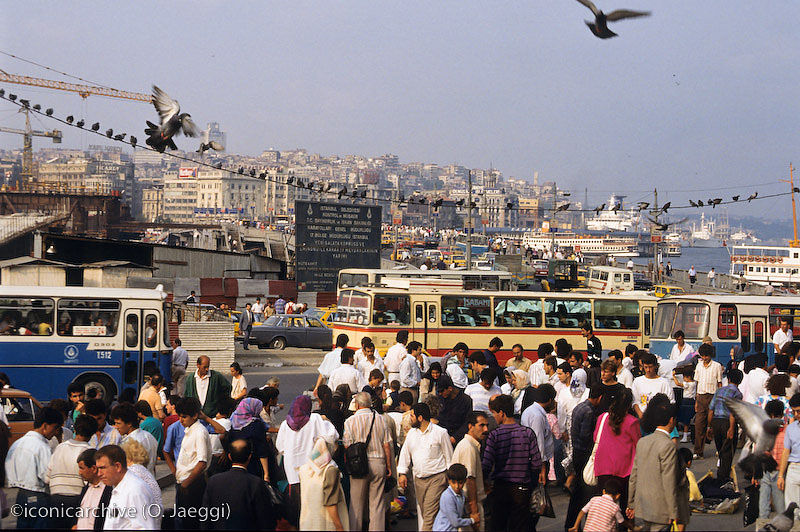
[303,306,336,328]
[633,273,654,291]
[1,388,43,444]
[652,284,686,298]
[249,314,332,350]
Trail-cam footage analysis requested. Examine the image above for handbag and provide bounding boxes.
[583,412,609,487]
[529,484,555,518]
[345,411,374,478]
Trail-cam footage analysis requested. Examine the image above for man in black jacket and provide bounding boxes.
[436,375,473,444]
[202,439,276,530]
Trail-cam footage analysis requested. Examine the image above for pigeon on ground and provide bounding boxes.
[724,398,783,479]
[576,0,650,39]
[196,140,224,154]
[144,85,199,153]
[762,502,797,532]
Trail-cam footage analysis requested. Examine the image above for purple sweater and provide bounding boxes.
[482,422,542,485]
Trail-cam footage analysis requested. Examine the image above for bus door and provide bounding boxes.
[740,316,767,356]
[122,310,161,395]
[413,299,439,355]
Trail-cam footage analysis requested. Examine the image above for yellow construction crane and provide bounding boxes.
[0,69,151,186]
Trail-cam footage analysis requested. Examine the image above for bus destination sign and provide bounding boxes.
[295,200,382,292]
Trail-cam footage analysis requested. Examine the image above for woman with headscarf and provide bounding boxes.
[419,362,443,402]
[227,397,272,482]
[511,369,530,415]
[298,437,348,531]
[276,395,339,526]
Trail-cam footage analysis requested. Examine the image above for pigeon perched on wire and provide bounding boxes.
[196,140,224,154]
[647,217,687,232]
[76,119,85,128]
[732,195,740,202]
[724,398,783,479]
[144,85,199,153]
[747,192,758,202]
[576,0,650,39]
[593,204,605,214]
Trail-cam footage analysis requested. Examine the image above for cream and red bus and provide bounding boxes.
[332,281,657,363]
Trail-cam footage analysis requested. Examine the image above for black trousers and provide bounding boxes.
[711,417,738,482]
[565,452,591,531]
[489,481,538,532]
[176,476,206,530]
[49,493,82,529]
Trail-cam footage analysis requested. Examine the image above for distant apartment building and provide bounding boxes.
[162,169,197,223]
[449,188,518,229]
[162,167,266,223]
[141,186,164,222]
[517,197,540,229]
[263,168,313,221]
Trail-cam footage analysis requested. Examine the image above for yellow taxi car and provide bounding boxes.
[653,284,686,298]
[304,306,336,328]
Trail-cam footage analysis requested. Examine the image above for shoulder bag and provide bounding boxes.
[582,412,608,487]
[345,412,375,479]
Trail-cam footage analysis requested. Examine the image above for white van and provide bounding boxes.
[586,266,633,293]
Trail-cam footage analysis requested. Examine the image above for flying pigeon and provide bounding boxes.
[732,195,740,202]
[91,122,99,131]
[593,204,605,214]
[576,0,650,39]
[562,192,571,197]
[647,216,687,232]
[76,119,85,128]
[66,115,74,124]
[747,192,758,202]
[196,141,224,154]
[724,398,783,479]
[144,85,199,153]
[130,136,137,148]
[762,502,797,532]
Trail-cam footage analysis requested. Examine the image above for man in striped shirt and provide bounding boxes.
[482,394,543,531]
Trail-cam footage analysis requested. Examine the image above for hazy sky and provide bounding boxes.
[2,1,800,213]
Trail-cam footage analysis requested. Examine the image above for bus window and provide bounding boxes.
[415,305,424,323]
[644,308,652,336]
[428,305,436,323]
[594,300,639,330]
[339,273,369,288]
[653,302,676,338]
[494,298,542,328]
[125,314,138,348]
[717,305,738,339]
[768,306,800,337]
[163,302,172,345]
[544,298,590,328]
[335,290,370,325]
[144,314,158,348]
[674,303,709,339]
[754,321,764,353]
[372,295,410,326]
[741,321,751,352]
[442,296,491,327]
[58,299,120,337]
[0,297,54,336]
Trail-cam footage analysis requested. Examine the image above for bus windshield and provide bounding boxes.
[653,302,676,338]
[673,303,709,339]
[335,290,371,325]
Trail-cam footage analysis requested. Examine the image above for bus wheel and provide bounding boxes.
[75,375,117,406]
[270,337,286,350]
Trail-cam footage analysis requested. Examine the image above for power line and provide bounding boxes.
[0,50,116,90]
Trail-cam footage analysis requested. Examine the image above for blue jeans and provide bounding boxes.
[760,469,785,519]
[15,489,50,529]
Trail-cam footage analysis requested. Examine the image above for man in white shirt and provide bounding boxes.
[692,344,723,458]
[384,330,410,384]
[85,399,122,449]
[328,348,368,394]
[631,353,675,417]
[465,369,503,414]
[356,341,384,381]
[609,350,634,388]
[669,330,695,364]
[774,317,794,355]
[521,384,555,468]
[445,342,469,389]
[353,336,373,367]
[251,297,264,322]
[76,448,113,531]
[47,414,97,529]
[96,444,160,530]
[6,406,61,529]
[399,341,423,402]
[314,333,349,393]
[111,403,159,474]
[743,354,771,403]
[451,412,489,531]
[398,403,454,532]
[175,397,212,530]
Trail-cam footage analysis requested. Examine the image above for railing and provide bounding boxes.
[0,213,61,243]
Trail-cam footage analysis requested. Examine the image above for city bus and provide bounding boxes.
[649,294,800,364]
[0,286,172,403]
[332,283,657,362]
[337,268,516,291]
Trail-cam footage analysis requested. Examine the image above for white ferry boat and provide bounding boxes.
[585,194,641,232]
[729,245,800,285]
[523,232,639,257]
[688,213,726,248]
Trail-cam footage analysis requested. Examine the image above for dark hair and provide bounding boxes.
[789,364,800,375]
[361,336,372,347]
[608,349,623,361]
[640,352,657,366]
[436,374,454,393]
[173,338,182,346]
[407,341,422,353]
[228,439,253,464]
[73,414,99,439]
[446,463,468,482]
[84,399,107,417]
[601,359,617,373]
[335,333,349,348]
[468,410,489,426]
[698,343,715,359]
[789,394,800,408]
[781,342,800,360]
[776,354,791,373]
[767,374,790,396]
[413,402,431,420]
[111,403,139,427]
[488,394,514,417]
[603,476,625,496]
[135,400,153,417]
[77,448,97,468]
[317,385,334,411]
[544,355,558,369]
[230,362,243,375]
[677,447,693,467]
[398,390,414,407]
[176,397,202,417]
[581,321,593,333]
[396,330,409,344]
[766,399,786,419]
[673,330,685,339]
[555,340,571,358]
[588,383,604,399]
[608,388,632,435]
[367,369,384,382]
[489,337,503,348]
[67,382,84,396]
[341,348,355,364]
[557,362,573,375]
[363,341,375,351]
[536,383,556,403]
[217,397,238,418]
[641,393,674,431]
[0,372,11,387]
[512,343,524,352]
[727,368,744,385]
[479,368,495,384]
[49,398,71,416]
[95,444,127,468]
[625,344,638,356]
[537,343,554,358]
[453,342,469,353]
[389,380,400,391]
[469,351,487,365]
[35,406,63,428]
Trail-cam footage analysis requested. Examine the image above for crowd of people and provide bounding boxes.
[3,320,800,531]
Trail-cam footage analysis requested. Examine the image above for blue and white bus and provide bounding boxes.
[0,286,172,403]
[649,294,800,363]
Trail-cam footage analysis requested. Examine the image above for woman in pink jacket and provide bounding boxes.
[593,387,640,512]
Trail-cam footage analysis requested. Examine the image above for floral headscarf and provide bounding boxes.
[307,437,332,474]
[231,397,263,430]
[287,395,312,431]
[570,369,587,398]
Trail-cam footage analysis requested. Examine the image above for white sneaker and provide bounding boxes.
[681,433,690,443]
